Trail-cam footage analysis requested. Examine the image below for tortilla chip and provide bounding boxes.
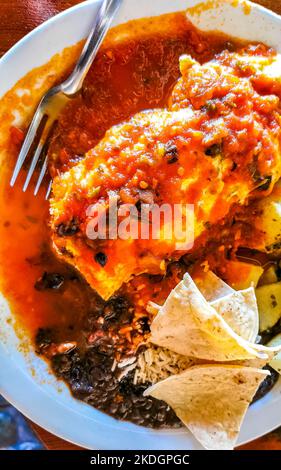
[230,345,281,368]
[210,288,259,342]
[249,341,281,358]
[150,273,266,361]
[194,270,234,302]
[148,274,258,342]
[235,358,272,368]
[144,364,268,450]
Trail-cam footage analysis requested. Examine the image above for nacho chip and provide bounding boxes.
[210,288,259,342]
[194,270,234,302]
[148,273,258,342]
[144,364,268,450]
[150,273,266,361]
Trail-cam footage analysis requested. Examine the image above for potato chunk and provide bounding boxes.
[223,261,263,290]
[253,180,281,254]
[268,333,281,374]
[256,282,281,332]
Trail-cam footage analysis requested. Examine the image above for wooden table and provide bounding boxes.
[1,0,281,450]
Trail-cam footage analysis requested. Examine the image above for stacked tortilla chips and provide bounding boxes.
[144,272,281,450]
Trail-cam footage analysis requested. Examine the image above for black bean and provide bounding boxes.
[135,200,142,213]
[43,331,181,428]
[71,367,82,382]
[138,316,151,334]
[205,143,222,157]
[94,251,108,267]
[56,217,80,237]
[252,366,279,403]
[103,295,132,325]
[35,328,54,351]
[259,317,281,345]
[34,272,64,291]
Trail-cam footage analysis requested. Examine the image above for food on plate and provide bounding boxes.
[252,180,281,254]
[256,282,281,332]
[149,273,277,360]
[144,365,268,450]
[50,48,281,300]
[148,272,281,358]
[135,273,277,386]
[219,260,264,290]
[134,344,195,385]
[135,272,281,448]
[209,288,259,342]
[1,8,281,446]
[192,269,233,301]
[267,333,281,374]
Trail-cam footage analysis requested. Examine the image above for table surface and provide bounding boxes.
[1,0,281,450]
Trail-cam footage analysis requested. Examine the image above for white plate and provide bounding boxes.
[0,0,281,450]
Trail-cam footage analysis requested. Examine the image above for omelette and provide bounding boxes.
[50,48,281,300]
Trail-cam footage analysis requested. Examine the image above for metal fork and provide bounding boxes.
[10,0,122,198]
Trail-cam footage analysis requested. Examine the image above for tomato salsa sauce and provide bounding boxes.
[0,13,278,427]
[0,15,246,336]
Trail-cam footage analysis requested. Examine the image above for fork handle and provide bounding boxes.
[62,0,123,95]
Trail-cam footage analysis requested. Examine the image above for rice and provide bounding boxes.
[134,343,194,384]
